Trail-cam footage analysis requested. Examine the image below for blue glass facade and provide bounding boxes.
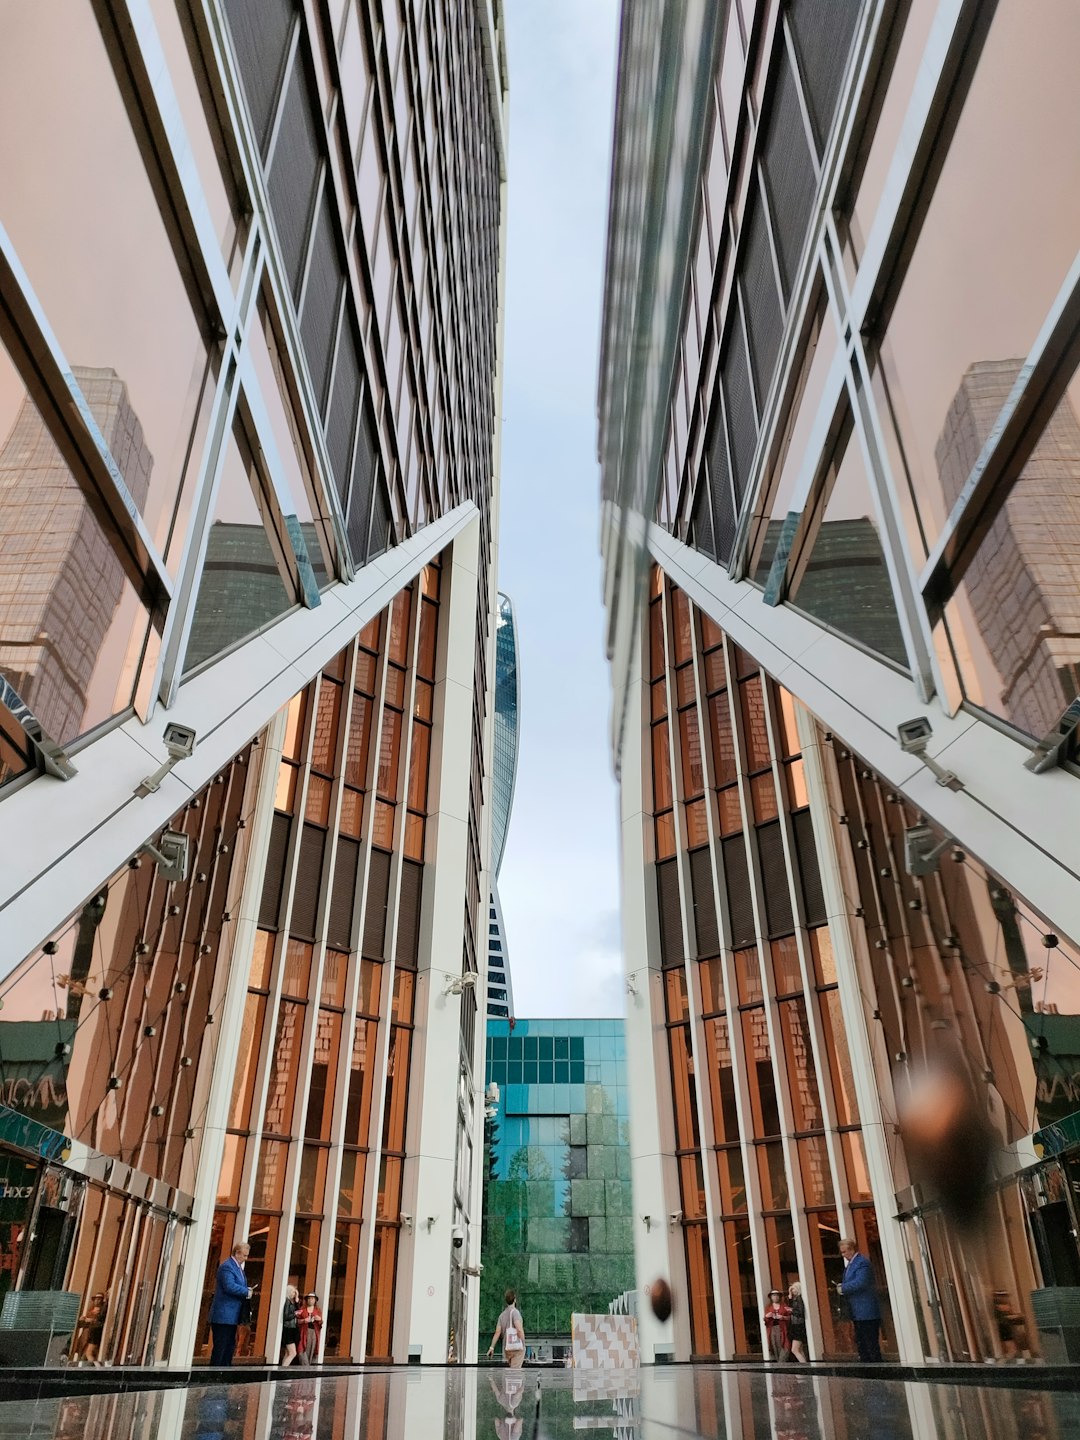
[480,1019,635,1347]
[487,593,519,1019]
[490,593,519,879]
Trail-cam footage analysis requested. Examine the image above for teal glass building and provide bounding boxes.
[480,1019,635,1352]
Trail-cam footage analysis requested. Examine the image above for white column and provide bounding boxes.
[796,704,924,1362]
[398,516,485,1362]
[621,630,687,1361]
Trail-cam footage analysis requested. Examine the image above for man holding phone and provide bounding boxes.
[209,1241,254,1365]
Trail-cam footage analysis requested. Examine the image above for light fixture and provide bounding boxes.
[444,973,478,997]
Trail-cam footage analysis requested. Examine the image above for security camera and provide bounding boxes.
[451,1225,465,1249]
[897,717,933,755]
[136,723,198,796]
[164,723,197,760]
[895,718,963,791]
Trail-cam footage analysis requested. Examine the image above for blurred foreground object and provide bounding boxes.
[649,1279,673,1322]
[897,1046,996,1227]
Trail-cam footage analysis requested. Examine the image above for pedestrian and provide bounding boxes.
[787,1281,808,1362]
[297,1292,323,1364]
[208,1241,254,1366]
[763,1288,792,1360]
[71,1292,107,1366]
[486,1287,527,1368]
[281,1285,300,1365]
[836,1237,882,1361]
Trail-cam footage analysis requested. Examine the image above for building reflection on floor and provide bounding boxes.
[6,1366,1079,1440]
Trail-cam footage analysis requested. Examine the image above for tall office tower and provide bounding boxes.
[0,0,507,1368]
[599,0,1080,1372]
[487,593,519,1019]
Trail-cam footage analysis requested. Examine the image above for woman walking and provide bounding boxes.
[280,1285,300,1366]
[787,1280,808,1362]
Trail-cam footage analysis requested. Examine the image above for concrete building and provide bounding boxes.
[0,0,507,1368]
[599,0,1080,1375]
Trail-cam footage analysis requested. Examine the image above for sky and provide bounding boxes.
[494,0,624,1020]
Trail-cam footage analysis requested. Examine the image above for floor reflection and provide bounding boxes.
[0,1367,1077,1440]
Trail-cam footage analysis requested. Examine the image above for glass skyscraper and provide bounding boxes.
[599,0,1080,1376]
[487,593,520,1019]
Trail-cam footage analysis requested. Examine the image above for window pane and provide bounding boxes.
[788,419,907,667]
[0,343,153,758]
[0,2,213,565]
[875,1,1080,558]
[939,361,1080,741]
[185,421,296,673]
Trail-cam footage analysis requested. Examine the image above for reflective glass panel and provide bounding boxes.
[0,2,214,565]
[185,420,297,673]
[0,341,153,762]
[788,419,908,667]
[939,360,1080,741]
[875,1,1080,558]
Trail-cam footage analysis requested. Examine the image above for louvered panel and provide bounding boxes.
[721,316,757,505]
[757,820,794,937]
[689,848,720,959]
[267,58,321,300]
[328,836,360,950]
[363,848,391,958]
[657,859,685,968]
[722,835,755,949]
[259,812,292,929]
[793,809,826,926]
[760,48,816,298]
[690,477,716,561]
[738,195,783,419]
[291,823,325,939]
[223,0,294,155]
[368,480,392,560]
[326,322,361,508]
[346,405,378,564]
[300,191,344,414]
[788,0,863,157]
[395,859,423,968]
[705,393,736,565]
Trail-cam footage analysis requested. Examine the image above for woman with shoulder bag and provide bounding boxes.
[763,1288,793,1361]
[787,1280,808,1362]
[281,1285,300,1366]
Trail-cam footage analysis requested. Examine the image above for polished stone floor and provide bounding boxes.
[0,1365,1077,1439]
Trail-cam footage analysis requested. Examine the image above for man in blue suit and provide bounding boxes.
[837,1237,882,1361]
[208,1241,253,1365]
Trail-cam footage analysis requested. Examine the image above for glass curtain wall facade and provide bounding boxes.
[0,0,507,1367]
[480,1020,635,1356]
[487,594,519,1019]
[600,0,1080,1364]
